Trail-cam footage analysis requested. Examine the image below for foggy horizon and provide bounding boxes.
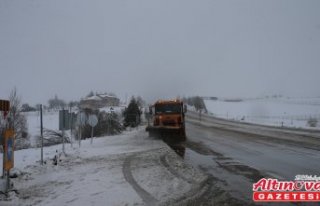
[1,0,320,105]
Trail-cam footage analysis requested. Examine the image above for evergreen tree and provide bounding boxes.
[123,97,141,127]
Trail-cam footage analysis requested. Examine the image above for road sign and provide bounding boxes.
[0,100,10,112]
[88,115,98,127]
[76,112,87,126]
[59,110,76,130]
[59,110,70,130]
[3,129,14,171]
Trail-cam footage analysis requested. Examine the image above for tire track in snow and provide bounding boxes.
[159,155,192,184]
[122,155,158,205]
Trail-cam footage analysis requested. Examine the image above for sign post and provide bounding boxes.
[0,99,13,193]
[3,129,14,193]
[88,115,98,144]
[3,129,14,171]
[69,106,73,148]
[76,112,87,147]
[40,105,44,165]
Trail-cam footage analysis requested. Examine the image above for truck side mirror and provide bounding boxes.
[183,105,187,113]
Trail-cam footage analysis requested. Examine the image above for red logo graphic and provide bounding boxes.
[253,177,320,202]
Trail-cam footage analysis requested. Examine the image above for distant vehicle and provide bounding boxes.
[146,99,187,140]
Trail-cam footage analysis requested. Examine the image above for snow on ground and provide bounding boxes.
[3,126,155,174]
[0,126,206,206]
[204,97,320,129]
[25,111,59,147]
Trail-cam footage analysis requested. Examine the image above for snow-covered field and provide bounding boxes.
[204,97,320,129]
[25,111,59,147]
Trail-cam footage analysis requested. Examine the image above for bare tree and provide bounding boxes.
[8,88,30,149]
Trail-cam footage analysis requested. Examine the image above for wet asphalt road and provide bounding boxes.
[178,111,320,205]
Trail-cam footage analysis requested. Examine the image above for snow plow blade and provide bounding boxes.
[146,126,186,140]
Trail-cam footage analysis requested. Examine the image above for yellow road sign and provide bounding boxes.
[3,129,14,171]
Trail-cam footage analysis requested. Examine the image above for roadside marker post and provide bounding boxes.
[3,129,14,193]
[3,129,14,171]
[0,100,10,178]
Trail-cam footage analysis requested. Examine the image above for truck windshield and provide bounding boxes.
[155,104,181,114]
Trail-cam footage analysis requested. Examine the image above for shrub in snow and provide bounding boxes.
[21,103,37,112]
[307,117,318,127]
[78,110,123,139]
[36,129,70,147]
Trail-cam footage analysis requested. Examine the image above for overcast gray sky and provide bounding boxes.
[1,0,319,104]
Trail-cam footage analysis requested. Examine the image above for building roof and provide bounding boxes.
[85,95,102,101]
[82,94,118,101]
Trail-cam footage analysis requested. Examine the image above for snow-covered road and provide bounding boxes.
[183,111,320,205]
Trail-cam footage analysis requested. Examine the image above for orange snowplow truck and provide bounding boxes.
[146,99,187,140]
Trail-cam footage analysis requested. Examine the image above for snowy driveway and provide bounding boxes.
[1,127,207,206]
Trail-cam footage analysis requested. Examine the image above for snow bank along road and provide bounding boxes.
[0,127,207,206]
[182,111,320,205]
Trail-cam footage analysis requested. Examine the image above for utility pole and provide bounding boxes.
[69,105,73,148]
[40,104,43,165]
[1,115,5,179]
[62,108,65,154]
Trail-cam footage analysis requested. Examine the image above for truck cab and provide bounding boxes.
[146,99,187,140]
